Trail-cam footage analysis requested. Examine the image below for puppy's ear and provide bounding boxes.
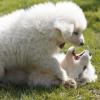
[54,20,74,41]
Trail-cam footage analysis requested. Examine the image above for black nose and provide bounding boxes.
[80,42,84,46]
[89,52,92,56]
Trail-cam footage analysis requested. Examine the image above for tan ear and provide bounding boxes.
[54,20,74,42]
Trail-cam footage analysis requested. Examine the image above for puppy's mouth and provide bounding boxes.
[72,49,85,60]
[59,42,65,49]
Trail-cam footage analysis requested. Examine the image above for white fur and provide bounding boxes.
[61,47,97,82]
[27,47,97,87]
[0,2,87,86]
[82,62,97,82]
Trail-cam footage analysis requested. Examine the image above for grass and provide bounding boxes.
[0,0,100,99]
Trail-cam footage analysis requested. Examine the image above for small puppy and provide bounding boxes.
[2,47,97,88]
[59,47,97,84]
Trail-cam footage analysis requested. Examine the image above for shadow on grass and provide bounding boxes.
[0,83,62,98]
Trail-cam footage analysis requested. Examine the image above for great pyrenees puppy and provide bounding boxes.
[60,47,97,83]
[0,2,87,87]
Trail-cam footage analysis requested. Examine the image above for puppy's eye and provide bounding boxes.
[83,66,87,71]
[74,32,78,35]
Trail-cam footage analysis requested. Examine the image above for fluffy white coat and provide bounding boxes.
[0,2,87,87]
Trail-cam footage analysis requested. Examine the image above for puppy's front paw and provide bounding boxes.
[64,78,77,89]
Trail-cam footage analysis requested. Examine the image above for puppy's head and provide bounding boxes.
[66,46,92,65]
[65,46,92,79]
[54,2,87,47]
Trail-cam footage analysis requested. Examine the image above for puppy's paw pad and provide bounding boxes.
[64,79,77,89]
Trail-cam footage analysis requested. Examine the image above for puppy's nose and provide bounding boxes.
[89,52,92,56]
[80,42,84,46]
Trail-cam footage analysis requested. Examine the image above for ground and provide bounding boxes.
[0,0,100,99]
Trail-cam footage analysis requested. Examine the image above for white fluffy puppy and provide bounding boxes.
[60,47,97,83]
[0,2,87,87]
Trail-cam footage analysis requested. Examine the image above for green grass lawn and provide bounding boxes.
[0,0,100,99]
